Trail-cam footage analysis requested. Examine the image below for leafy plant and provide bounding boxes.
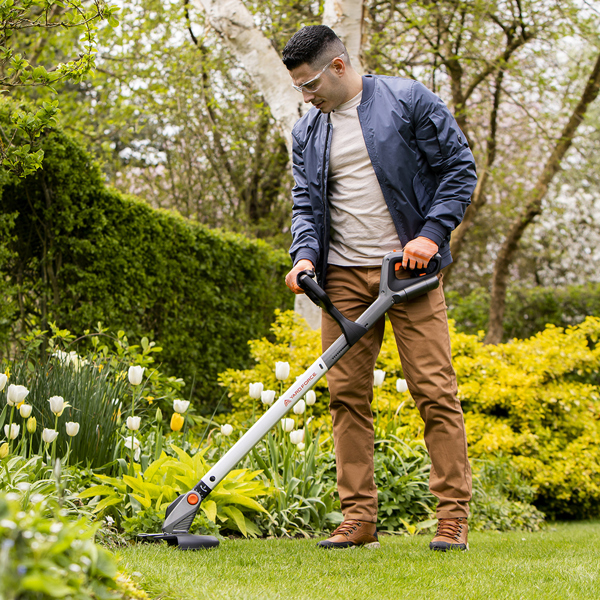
[248,428,342,538]
[0,492,130,600]
[470,459,546,532]
[80,445,270,538]
[374,437,436,533]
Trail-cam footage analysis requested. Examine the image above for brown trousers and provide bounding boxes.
[321,264,472,522]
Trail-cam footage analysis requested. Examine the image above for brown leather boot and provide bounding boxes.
[429,518,469,551]
[318,520,380,549]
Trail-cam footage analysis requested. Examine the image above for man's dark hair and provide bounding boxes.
[282,25,348,70]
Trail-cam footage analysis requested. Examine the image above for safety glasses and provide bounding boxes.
[291,54,345,94]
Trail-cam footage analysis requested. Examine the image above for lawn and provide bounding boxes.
[118,521,600,600]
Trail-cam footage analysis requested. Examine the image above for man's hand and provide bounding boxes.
[402,237,439,270]
[285,259,315,294]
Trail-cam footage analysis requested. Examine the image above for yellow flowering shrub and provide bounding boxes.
[220,311,600,519]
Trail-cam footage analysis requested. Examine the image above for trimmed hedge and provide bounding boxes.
[0,129,293,405]
[447,283,600,341]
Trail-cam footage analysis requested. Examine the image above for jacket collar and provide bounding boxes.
[360,74,376,105]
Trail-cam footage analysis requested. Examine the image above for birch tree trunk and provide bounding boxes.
[192,0,304,145]
[193,0,368,329]
[323,0,366,73]
[485,50,600,344]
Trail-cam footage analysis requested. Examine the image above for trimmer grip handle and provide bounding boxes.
[381,251,442,297]
[297,270,368,346]
[297,270,325,308]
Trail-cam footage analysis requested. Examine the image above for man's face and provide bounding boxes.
[289,58,347,114]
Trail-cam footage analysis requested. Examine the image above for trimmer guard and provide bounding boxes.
[138,533,219,550]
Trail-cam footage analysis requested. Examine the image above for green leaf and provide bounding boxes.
[221,506,247,537]
[201,499,217,523]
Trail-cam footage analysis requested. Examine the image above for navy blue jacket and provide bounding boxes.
[289,74,477,285]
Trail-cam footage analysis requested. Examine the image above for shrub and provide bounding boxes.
[220,311,600,520]
[446,283,600,342]
[0,492,142,599]
[469,459,546,532]
[0,128,293,406]
[80,445,270,538]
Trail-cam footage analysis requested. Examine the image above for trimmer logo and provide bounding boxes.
[282,372,317,407]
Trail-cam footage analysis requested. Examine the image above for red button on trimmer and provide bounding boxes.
[187,493,199,505]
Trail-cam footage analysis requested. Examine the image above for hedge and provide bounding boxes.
[447,283,600,342]
[0,129,293,406]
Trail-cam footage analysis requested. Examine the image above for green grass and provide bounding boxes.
[118,521,600,600]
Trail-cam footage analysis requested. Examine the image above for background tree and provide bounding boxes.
[0,0,118,175]
[24,0,600,338]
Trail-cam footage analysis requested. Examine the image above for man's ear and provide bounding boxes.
[332,57,346,77]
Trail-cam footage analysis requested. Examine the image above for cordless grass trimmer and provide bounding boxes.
[139,250,441,549]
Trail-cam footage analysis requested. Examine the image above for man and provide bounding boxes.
[282,25,477,551]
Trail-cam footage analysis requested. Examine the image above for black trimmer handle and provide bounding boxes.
[380,251,442,301]
[297,270,368,346]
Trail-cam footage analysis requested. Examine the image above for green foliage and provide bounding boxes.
[470,459,546,532]
[0,127,293,406]
[222,310,600,521]
[373,438,436,533]
[447,283,600,341]
[0,208,17,347]
[247,428,342,538]
[80,445,270,538]
[0,491,128,600]
[1,1,119,175]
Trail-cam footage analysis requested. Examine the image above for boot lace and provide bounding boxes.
[331,520,361,538]
[435,518,463,541]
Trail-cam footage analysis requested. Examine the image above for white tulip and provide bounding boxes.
[275,361,290,381]
[48,396,65,415]
[4,423,20,440]
[173,400,190,414]
[293,400,306,415]
[281,418,294,432]
[221,424,233,436]
[128,365,144,386]
[19,404,32,418]
[0,373,7,392]
[396,378,408,393]
[290,429,305,445]
[297,442,305,452]
[7,384,29,406]
[305,390,316,406]
[124,435,141,460]
[52,350,81,367]
[126,416,141,431]
[373,369,386,387]
[248,382,264,399]
[65,422,80,437]
[261,390,276,406]
[42,428,58,444]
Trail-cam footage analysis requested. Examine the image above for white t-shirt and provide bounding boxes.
[327,90,401,266]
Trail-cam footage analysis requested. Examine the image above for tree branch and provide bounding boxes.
[486,49,600,344]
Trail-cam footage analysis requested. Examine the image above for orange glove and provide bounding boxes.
[402,236,439,270]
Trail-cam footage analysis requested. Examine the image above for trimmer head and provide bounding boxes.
[138,532,220,550]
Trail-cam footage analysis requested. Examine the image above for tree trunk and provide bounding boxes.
[323,0,366,73]
[192,0,304,146]
[485,50,600,344]
[445,67,505,282]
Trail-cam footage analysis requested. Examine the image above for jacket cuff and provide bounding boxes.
[292,248,319,268]
[419,220,448,248]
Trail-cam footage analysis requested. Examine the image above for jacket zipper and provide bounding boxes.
[320,122,332,285]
